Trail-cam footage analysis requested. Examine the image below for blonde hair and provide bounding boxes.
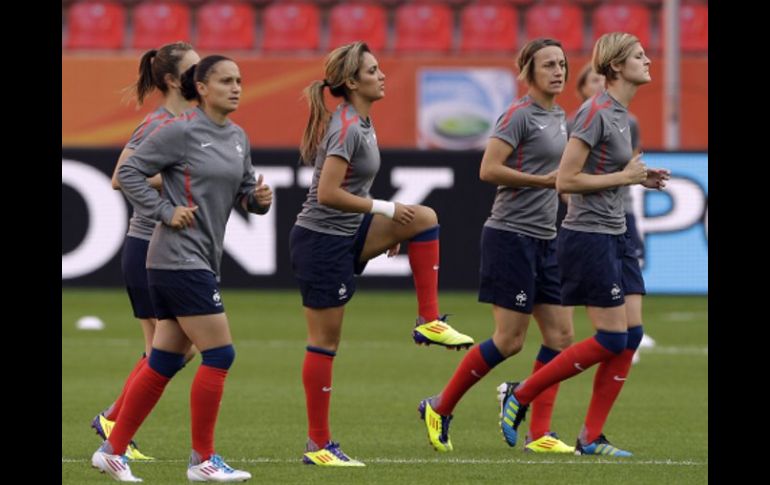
[300,41,372,165]
[516,38,568,84]
[592,32,640,82]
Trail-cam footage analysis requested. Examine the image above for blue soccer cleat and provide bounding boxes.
[497,382,529,447]
[575,434,633,457]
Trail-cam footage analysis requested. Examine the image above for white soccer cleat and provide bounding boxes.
[91,449,143,482]
[639,334,656,348]
[187,454,251,482]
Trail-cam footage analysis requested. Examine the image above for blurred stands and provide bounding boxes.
[62,0,708,55]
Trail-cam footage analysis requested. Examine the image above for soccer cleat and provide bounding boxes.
[187,454,252,482]
[412,315,474,350]
[575,434,633,457]
[91,449,143,482]
[91,413,155,461]
[418,398,453,452]
[497,381,529,447]
[302,440,365,467]
[125,443,154,461]
[524,432,575,453]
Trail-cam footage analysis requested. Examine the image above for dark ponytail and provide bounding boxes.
[135,49,157,105]
[124,41,195,107]
[180,64,199,101]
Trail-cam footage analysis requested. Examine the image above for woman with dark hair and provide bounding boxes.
[91,41,200,462]
[91,55,272,482]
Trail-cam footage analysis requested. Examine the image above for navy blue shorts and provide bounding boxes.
[622,227,646,296]
[289,214,373,309]
[121,236,156,319]
[147,269,225,320]
[558,228,645,307]
[478,226,562,313]
[625,213,645,260]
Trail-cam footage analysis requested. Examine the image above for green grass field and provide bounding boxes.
[62,289,707,484]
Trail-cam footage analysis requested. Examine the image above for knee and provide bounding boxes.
[543,326,574,351]
[414,205,438,227]
[148,348,186,378]
[201,344,236,370]
[493,332,525,357]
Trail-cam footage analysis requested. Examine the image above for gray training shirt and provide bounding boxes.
[485,95,567,240]
[620,113,641,215]
[123,106,174,240]
[296,103,381,236]
[562,91,633,235]
[118,106,264,278]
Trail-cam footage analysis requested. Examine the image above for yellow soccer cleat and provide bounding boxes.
[91,413,155,461]
[418,398,453,452]
[302,441,365,467]
[124,442,155,461]
[524,432,576,453]
[412,315,474,350]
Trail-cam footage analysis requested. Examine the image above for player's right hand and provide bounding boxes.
[393,202,416,225]
[169,205,198,229]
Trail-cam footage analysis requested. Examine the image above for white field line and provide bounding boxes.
[62,457,705,466]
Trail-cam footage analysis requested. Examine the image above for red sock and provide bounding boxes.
[583,349,634,443]
[108,366,170,455]
[528,359,560,440]
[105,356,147,421]
[516,337,615,405]
[434,346,490,416]
[303,350,334,446]
[191,365,228,461]
[408,238,440,322]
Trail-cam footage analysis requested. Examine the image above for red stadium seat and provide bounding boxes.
[459,3,518,54]
[394,3,453,54]
[66,1,126,50]
[328,3,387,51]
[196,2,255,50]
[524,4,583,53]
[131,1,191,50]
[680,4,707,53]
[262,2,320,53]
[592,4,652,50]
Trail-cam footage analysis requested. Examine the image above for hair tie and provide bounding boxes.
[322,79,330,87]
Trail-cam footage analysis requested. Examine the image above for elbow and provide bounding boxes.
[555,175,566,194]
[479,166,493,184]
[317,188,333,207]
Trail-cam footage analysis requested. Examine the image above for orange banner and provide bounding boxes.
[63,55,707,150]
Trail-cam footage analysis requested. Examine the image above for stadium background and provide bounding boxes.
[62,0,708,294]
[62,3,708,483]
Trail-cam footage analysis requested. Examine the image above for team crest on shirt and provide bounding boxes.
[235,143,243,155]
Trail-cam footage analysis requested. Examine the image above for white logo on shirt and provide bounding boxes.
[212,291,222,306]
[515,291,528,307]
[611,284,622,300]
[536,123,548,130]
[619,125,629,133]
[235,144,243,154]
[338,283,348,300]
[201,142,213,148]
[322,386,332,392]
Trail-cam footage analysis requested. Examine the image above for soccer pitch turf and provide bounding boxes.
[63,289,707,484]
